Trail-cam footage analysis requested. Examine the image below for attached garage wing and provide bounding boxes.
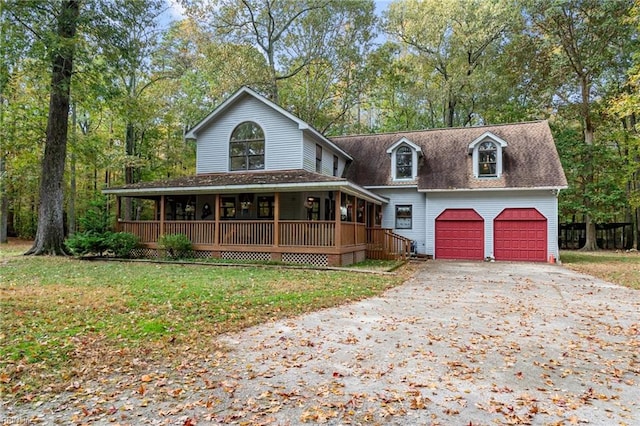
[494,208,547,262]
[435,209,484,260]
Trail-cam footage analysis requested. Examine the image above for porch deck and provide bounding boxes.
[118,220,410,266]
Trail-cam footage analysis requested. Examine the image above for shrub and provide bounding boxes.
[65,231,110,257]
[80,196,111,234]
[66,231,139,258]
[106,232,139,258]
[158,233,193,259]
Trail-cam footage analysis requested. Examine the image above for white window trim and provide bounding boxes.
[387,137,422,181]
[468,132,507,178]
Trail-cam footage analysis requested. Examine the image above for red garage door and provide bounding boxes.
[494,208,547,262]
[436,209,484,260]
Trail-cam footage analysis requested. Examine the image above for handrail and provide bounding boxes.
[366,227,412,261]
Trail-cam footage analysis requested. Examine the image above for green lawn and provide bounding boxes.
[0,242,410,397]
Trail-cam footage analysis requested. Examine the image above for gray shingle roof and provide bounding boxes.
[331,121,567,190]
[104,170,346,192]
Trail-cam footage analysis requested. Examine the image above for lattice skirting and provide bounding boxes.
[282,253,328,267]
[190,250,214,259]
[130,248,159,258]
[130,248,214,259]
[220,251,271,262]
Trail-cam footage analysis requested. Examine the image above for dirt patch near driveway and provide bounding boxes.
[3,262,639,425]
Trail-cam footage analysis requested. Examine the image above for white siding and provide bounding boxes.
[425,190,560,260]
[302,136,316,173]
[302,134,350,176]
[374,188,427,254]
[196,96,303,174]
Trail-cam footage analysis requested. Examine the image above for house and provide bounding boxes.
[103,86,568,265]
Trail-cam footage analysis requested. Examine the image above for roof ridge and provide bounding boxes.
[330,120,547,140]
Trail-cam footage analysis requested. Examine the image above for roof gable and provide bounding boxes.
[185,86,352,160]
[467,131,508,153]
[386,137,423,155]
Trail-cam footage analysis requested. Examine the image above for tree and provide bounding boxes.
[384,0,517,127]
[524,0,636,250]
[182,0,372,104]
[607,2,640,249]
[278,0,377,134]
[93,0,173,218]
[24,0,80,255]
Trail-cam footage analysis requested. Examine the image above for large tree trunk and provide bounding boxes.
[579,74,599,251]
[0,153,7,244]
[25,0,79,256]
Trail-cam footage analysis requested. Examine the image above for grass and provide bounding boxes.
[560,250,640,290]
[0,240,413,399]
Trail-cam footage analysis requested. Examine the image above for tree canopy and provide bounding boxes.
[0,0,638,250]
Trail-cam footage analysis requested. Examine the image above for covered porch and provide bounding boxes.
[104,171,411,266]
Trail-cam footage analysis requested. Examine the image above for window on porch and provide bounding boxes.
[258,196,275,219]
[220,196,236,219]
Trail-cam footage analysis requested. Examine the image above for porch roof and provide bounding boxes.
[102,169,388,204]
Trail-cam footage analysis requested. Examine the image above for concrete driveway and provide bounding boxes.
[6,261,639,425]
[214,261,639,425]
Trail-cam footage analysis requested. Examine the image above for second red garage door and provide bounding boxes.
[494,208,547,262]
[435,209,484,260]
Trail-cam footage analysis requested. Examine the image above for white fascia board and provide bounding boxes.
[184,87,251,139]
[307,129,354,161]
[342,182,389,204]
[363,185,419,190]
[386,137,422,155]
[185,87,353,161]
[417,185,568,193]
[467,131,508,152]
[103,180,388,204]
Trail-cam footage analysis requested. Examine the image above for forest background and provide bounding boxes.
[1,0,639,251]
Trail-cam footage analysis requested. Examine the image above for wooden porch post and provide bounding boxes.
[159,195,165,238]
[355,196,361,244]
[334,191,341,248]
[274,192,280,247]
[214,194,220,244]
[115,195,121,232]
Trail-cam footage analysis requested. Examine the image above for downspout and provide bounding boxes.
[555,188,562,263]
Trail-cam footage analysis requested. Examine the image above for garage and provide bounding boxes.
[435,209,484,260]
[494,208,547,262]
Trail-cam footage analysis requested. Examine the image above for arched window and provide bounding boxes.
[478,141,497,176]
[230,122,265,171]
[396,146,413,179]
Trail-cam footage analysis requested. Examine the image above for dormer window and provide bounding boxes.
[387,137,422,181]
[478,141,497,176]
[468,132,507,178]
[230,121,265,171]
[396,146,413,179]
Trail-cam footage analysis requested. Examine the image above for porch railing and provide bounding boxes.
[117,221,404,257]
[165,221,215,245]
[220,221,273,246]
[340,222,366,246]
[119,220,160,243]
[366,227,412,261]
[279,221,335,247]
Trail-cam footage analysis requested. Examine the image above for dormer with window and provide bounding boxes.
[468,132,508,178]
[386,137,422,181]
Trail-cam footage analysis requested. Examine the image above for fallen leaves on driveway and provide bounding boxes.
[3,262,639,425]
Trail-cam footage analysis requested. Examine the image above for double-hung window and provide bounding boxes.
[395,205,412,229]
[478,141,497,177]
